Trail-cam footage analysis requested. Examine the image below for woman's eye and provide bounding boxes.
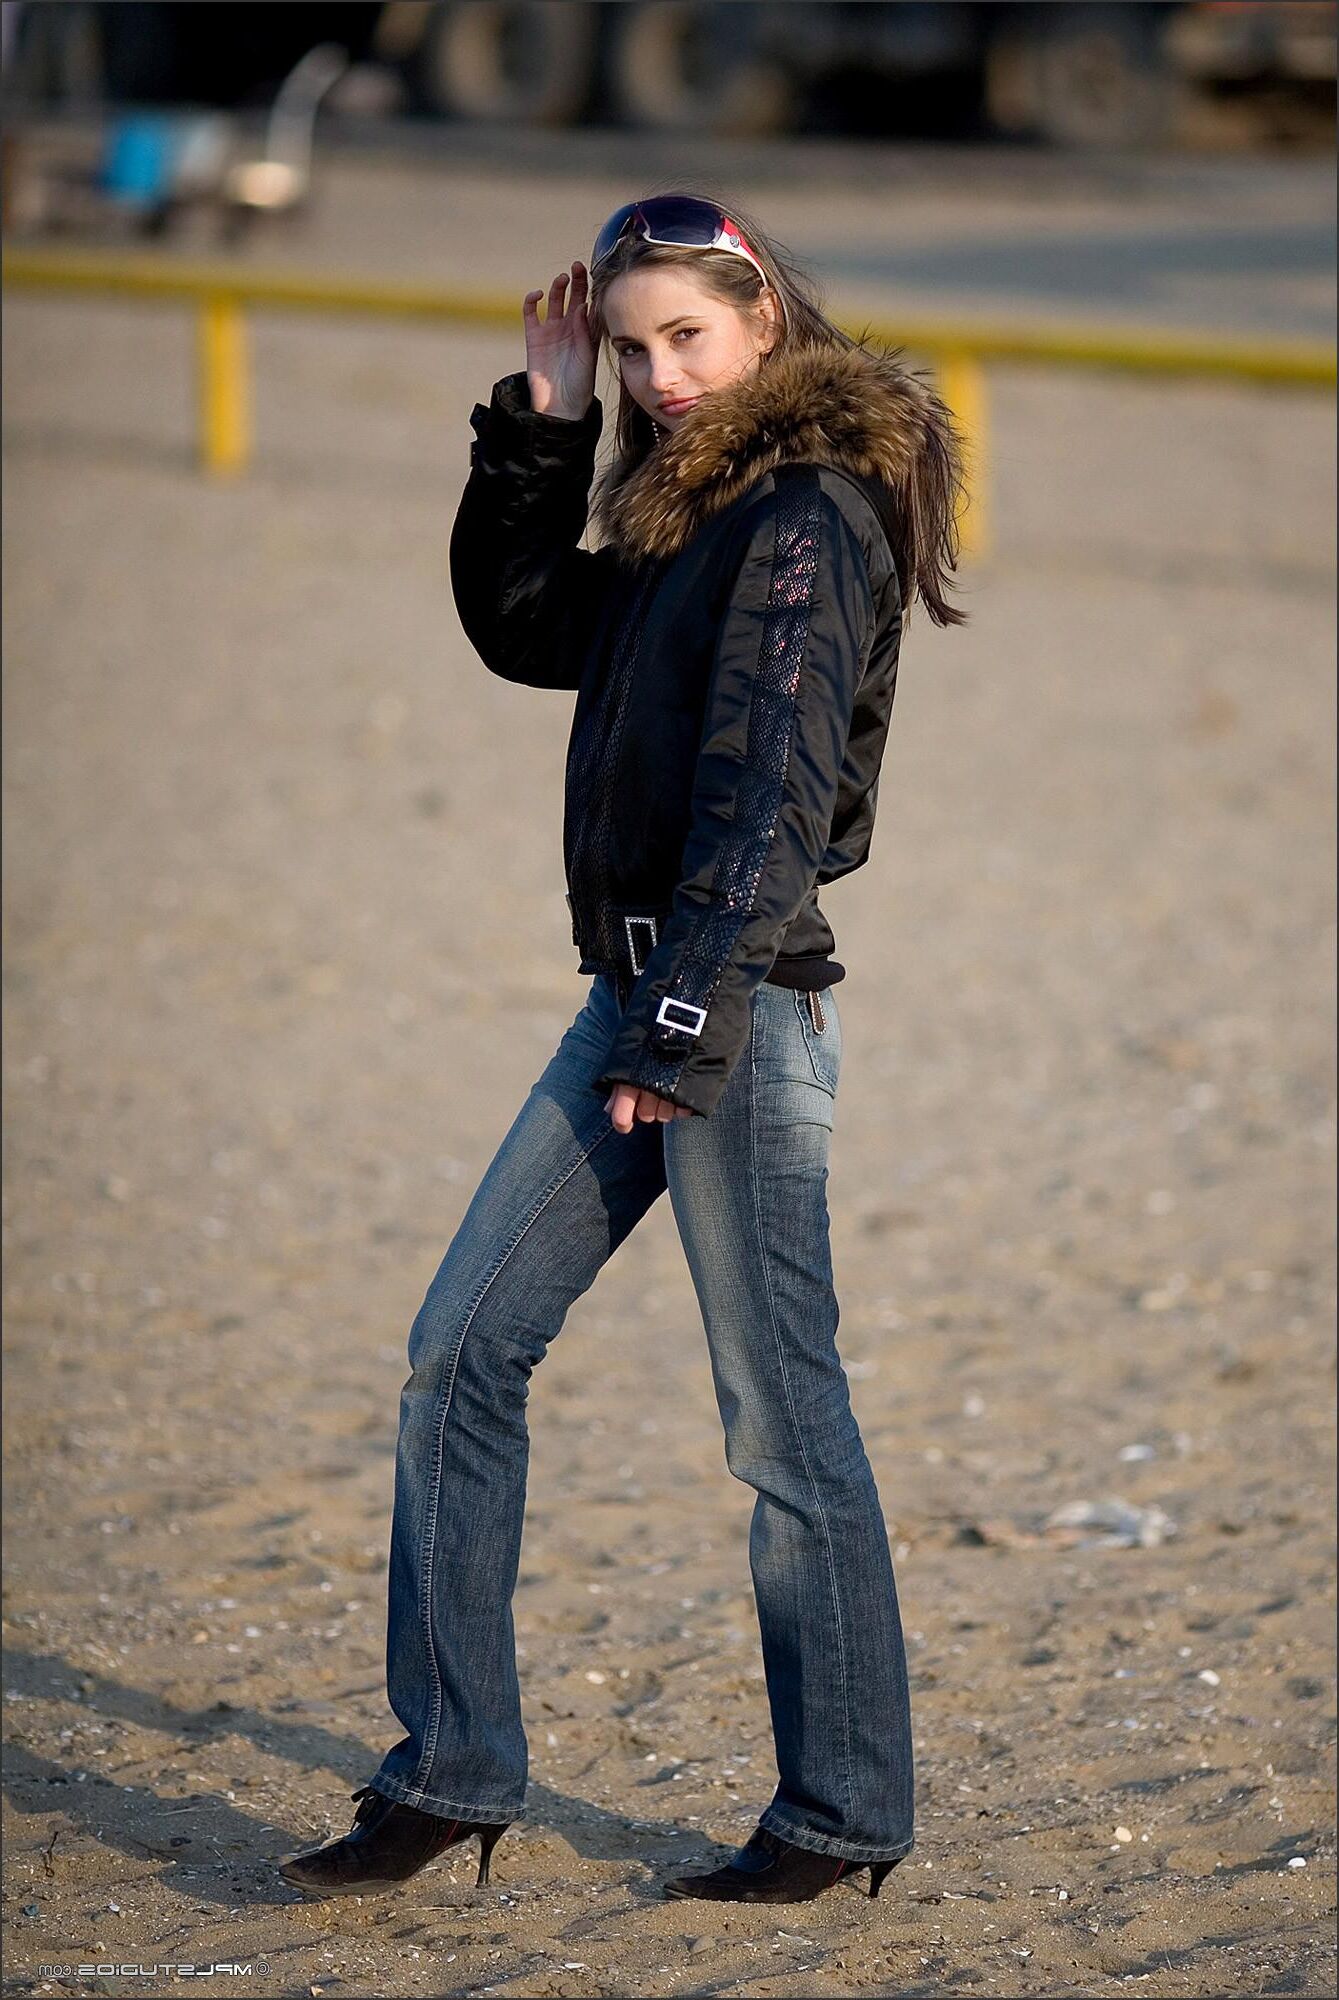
[617,329,700,357]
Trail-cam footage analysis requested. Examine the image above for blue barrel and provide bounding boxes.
[99,116,178,207]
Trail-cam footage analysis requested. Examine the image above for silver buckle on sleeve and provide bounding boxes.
[656,995,706,1038]
[624,915,658,976]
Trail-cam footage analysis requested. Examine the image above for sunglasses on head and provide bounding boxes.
[591,196,787,326]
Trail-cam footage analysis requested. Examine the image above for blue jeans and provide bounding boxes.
[368,971,915,1864]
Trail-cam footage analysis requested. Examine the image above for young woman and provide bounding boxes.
[280,190,966,1908]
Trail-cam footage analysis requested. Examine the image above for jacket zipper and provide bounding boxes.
[567,567,661,966]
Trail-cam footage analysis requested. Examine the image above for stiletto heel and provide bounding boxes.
[475,1819,511,1886]
[665,1825,906,1904]
[278,1789,518,1900]
[867,1854,903,1898]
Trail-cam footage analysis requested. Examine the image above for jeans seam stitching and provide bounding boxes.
[793,987,837,1093]
[411,1118,621,1794]
[747,1025,856,1834]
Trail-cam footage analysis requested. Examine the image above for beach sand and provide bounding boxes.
[3,158,1336,1997]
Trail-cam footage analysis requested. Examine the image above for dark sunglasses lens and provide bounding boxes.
[591,202,640,265]
[635,195,722,246]
[591,195,729,267]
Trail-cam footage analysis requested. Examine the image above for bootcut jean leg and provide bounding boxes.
[663,981,916,1865]
[369,973,668,1820]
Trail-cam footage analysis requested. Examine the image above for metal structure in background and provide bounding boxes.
[4,247,1335,555]
[217,42,350,237]
[4,2,1335,150]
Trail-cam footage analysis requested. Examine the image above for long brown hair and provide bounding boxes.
[585,178,968,629]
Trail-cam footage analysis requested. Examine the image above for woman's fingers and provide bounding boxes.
[525,266,588,332]
[605,1084,636,1134]
[604,1082,692,1131]
[522,280,564,324]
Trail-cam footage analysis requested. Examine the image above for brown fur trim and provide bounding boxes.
[591,341,950,565]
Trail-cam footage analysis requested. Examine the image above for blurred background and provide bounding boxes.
[2,2,1337,256]
[3,5,1336,1996]
[3,0,1337,165]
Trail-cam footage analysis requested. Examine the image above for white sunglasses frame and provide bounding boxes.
[592,204,789,329]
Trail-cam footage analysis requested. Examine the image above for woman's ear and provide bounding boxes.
[758,288,784,355]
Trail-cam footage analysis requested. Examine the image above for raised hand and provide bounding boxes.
[523,261,597,422]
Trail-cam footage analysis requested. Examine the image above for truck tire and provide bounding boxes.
[608,1,795,138]
[412,0,598,124]
[987,4,1180,150]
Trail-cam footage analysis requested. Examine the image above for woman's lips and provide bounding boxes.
[659,397,700,414]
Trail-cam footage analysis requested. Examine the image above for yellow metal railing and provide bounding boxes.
[4,246,1335,557]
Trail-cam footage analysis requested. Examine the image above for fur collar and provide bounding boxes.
[591,340,947,565]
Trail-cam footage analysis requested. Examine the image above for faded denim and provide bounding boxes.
[367,971,915,1864]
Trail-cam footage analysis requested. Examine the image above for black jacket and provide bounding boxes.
[450,340,950,1117]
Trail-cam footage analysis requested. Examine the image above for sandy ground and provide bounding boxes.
[3,150,1337,1998]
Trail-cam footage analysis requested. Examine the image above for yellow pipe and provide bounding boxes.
[872,315,1336,387]
[937,350,988,560]
[2,250,528,327]
[3,247,1333,522]
[196,293,250,478]
[4,249,1334,386]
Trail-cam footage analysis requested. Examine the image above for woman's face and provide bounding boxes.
[602,266,781,431]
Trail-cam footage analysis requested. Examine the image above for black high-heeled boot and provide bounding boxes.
[662,1825,908,1903]
[277,1785,514,1899]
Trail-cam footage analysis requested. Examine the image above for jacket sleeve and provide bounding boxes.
[449,370,612,692]
[592,465,876,1118]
